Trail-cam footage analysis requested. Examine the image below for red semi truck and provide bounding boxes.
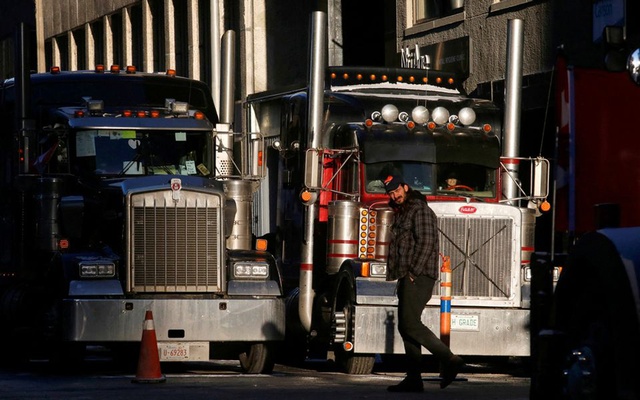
[247,13,550,374]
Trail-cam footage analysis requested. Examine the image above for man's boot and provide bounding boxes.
[387,374,424,392]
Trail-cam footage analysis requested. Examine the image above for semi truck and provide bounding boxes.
[246,13,550,374]
[0,32,284,374]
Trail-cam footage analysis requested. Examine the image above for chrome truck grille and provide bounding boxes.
[437,215,515,300]
[127,189,223,293]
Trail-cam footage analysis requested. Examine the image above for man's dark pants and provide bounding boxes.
[397,274,454,378]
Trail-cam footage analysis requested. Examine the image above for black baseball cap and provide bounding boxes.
[383,175,404,193]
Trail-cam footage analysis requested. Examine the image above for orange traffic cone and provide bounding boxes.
[132,310,166,383]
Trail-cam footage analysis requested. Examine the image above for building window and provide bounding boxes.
[173,0,188,77]
[111,13,123,67]
[149,0,165,72]
[414,0,464,23]
[45,40,52,70]
[73,28,86,70]
[130,5,143,69]
[91,20,104,67]
[198,0,211,88]
[56,35,69,70]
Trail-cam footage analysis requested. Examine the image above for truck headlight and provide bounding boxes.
[369,262,387,277]
[232,262,269,279]
[79,262,116,278]
[362,261,387,277]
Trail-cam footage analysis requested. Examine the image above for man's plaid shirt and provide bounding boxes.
[386,190,439,281]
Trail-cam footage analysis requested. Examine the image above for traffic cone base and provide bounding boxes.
[132,310,166,384]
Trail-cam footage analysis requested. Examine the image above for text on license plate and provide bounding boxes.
[159,342,189,361]
[450,314,479,331]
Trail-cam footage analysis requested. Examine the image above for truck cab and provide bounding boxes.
[0,67,284,373]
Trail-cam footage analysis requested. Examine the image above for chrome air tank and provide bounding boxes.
[327,200,360,274]
[373,207,394,262]
[223,179,256,250]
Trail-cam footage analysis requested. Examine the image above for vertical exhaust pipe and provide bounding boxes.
[220,30,236,126]
[210,1,221,117]
[299,10,327,332]
[214,30,236,178]
[502,19,524,205]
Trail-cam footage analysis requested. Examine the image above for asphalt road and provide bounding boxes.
[0,353,530,400]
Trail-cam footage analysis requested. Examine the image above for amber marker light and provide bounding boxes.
[150,110,161,118]
[427,121,437,130]
[343,73,349,80]
[95,65,105,73]
[194,111,205,120]
[397,76,404,82]
[448,77,454,85]
[137,111,146,118]
[483,124,492,133]
[123,110,133,117]
[110,65,120,73]
[331,72,337,79]
[301,190,312,202]
[166,69,176,77]
[126,65,136,74]
[74,110,85,118]
[361,262,370,277]
[356,74,363,80]
[447,122,455,131]
[59,239,69,249]
[540,200,551,212]
[50,66,61,74]
[436,77,442,84]
[407,121,416,130]
[364,119,374,128]
[370,74,376,81]
[255,238,268,251]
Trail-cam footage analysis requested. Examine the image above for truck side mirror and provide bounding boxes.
[533,157,549,198]
[304,149,322,189]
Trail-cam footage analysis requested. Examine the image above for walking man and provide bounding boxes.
[383,175,465,392]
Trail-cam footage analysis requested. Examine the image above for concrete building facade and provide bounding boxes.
[4,0,639,152]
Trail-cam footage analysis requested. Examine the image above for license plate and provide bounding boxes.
[159,342,189,361]
[450,314,479,331]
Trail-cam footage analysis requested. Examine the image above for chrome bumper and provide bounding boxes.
[62,298,285,342]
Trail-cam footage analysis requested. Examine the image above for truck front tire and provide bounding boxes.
[239,343,275,374]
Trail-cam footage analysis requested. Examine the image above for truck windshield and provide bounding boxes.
[364,161,435,194]
[435,163,495,197]
[71,129,212,177]
[364,161,496,198]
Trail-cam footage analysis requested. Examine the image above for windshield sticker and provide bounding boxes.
[108,130,136,140]
[185,160,197,174]
[175,131,187,141]
[76,130,97,157]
